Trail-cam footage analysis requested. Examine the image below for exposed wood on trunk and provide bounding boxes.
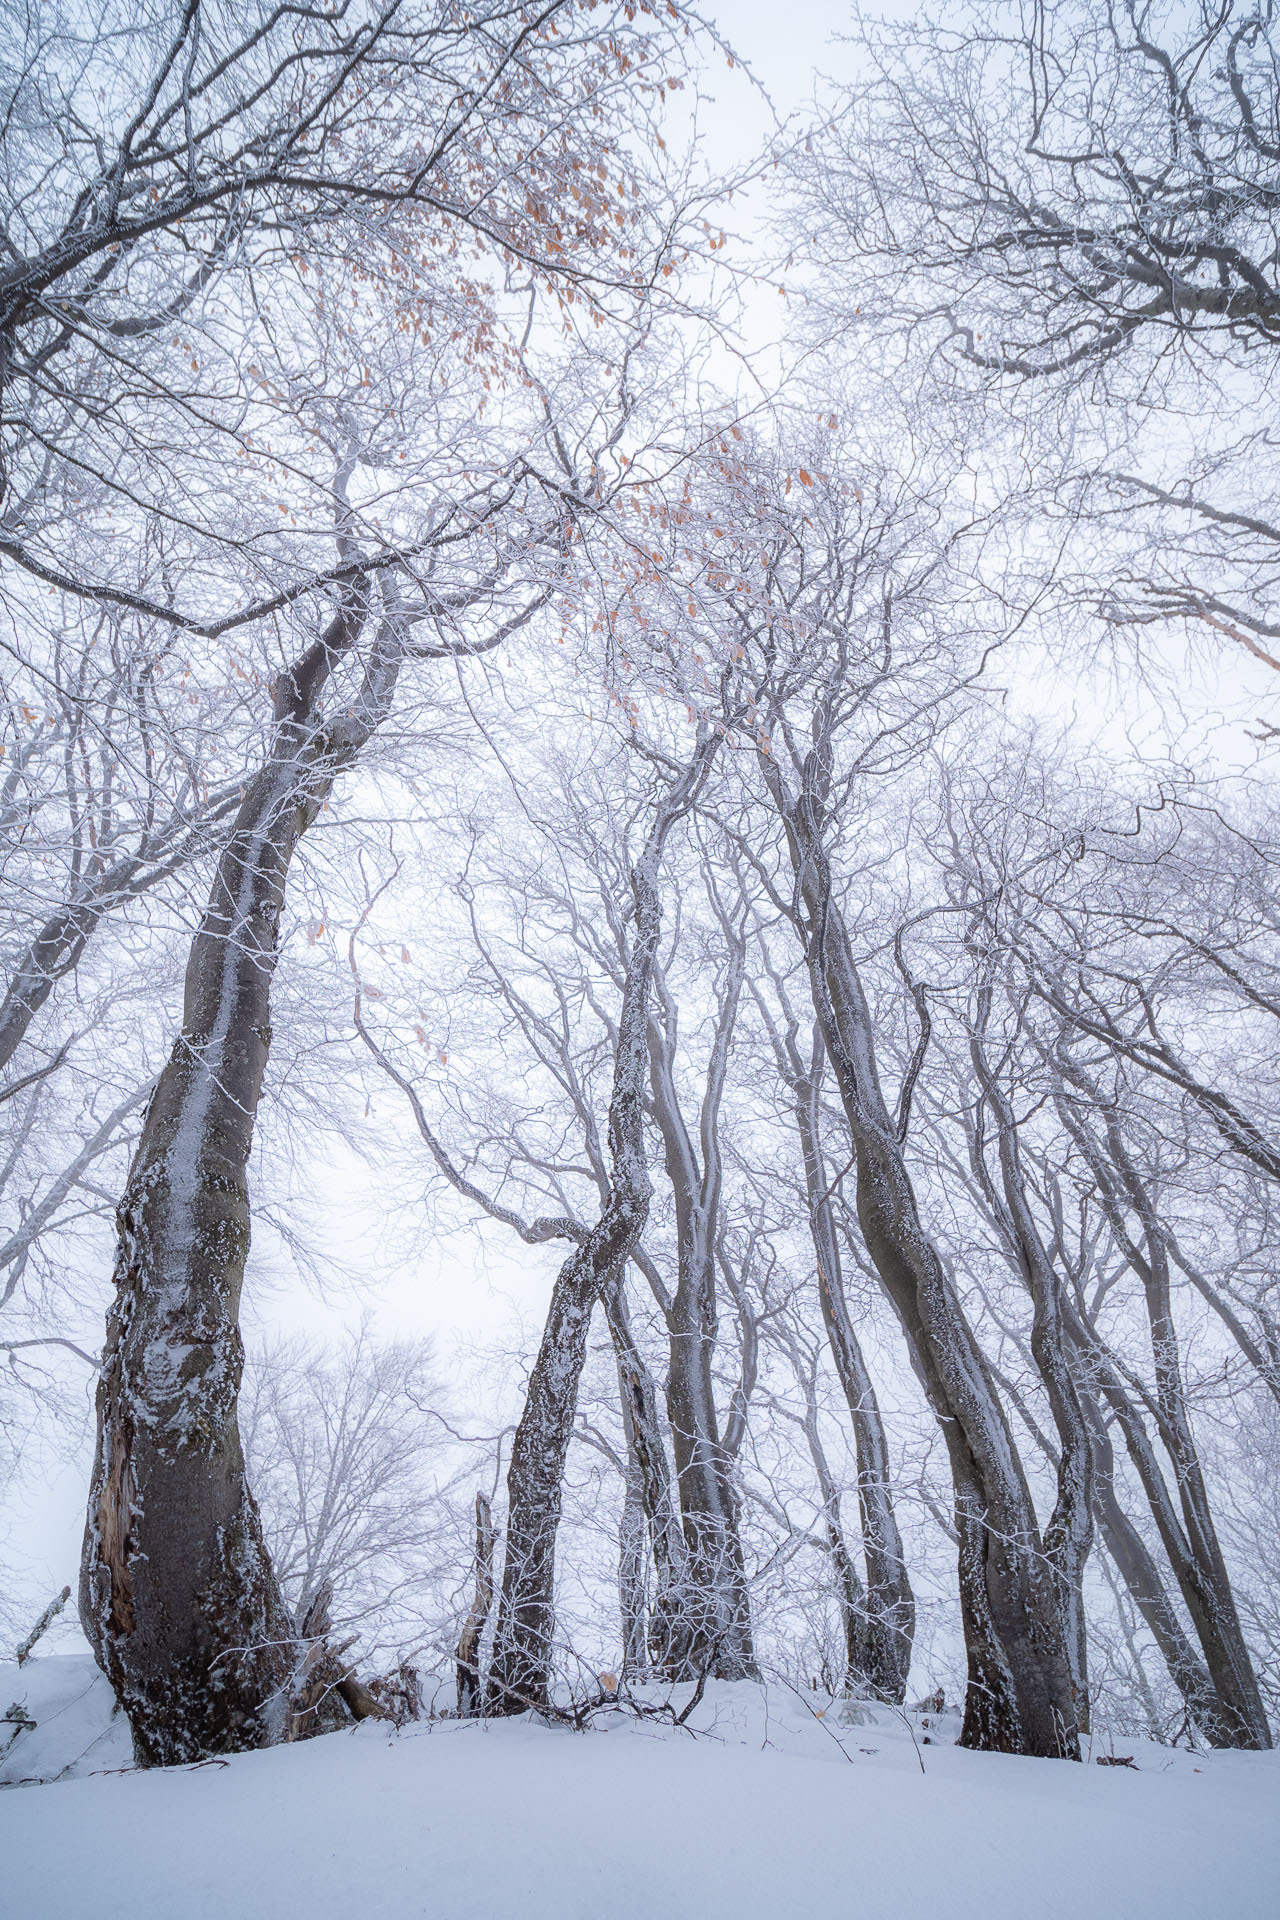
[456,1493,496,1717]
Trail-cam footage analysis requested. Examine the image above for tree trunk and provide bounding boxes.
[966,1007,1097,1732]
[663,1283,757,1679]
[604,1275,691,1677]
[646,952,756,1681]
[1070,1303,1271,1747]
[485,734,721,1716]
[763,757,1079,1758]
[456,1493,495,1717]
[80,596,401,1764]
[794,1048,914,1703]
[1053,1074,1272,1748]
[1086,1395,1226,1740]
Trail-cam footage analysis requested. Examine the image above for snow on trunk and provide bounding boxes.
[486,733,723,1715]
[80,601,401,1764]
[766,764,1080,1758]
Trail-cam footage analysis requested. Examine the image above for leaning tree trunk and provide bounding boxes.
[80,597,400,1764]
[1083,1386,1228,1741]
[965,1003,1097,1731]
[794,1049,914,1703]
[486,734,721,1716]
[1105,1124,1271,1747]
[1068,1297,1271,1748]
[764,753,1079,1759]
[1053,1076,1272,1749]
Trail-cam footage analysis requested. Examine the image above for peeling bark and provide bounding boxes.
[456,1492,496,1717]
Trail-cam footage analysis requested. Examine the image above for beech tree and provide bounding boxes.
[60,0,713,1763]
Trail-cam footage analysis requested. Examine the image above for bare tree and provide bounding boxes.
[804,1,1280,675]
[745,938,915,1703]
[240,1324,450,1634]
[485,727,725,1715]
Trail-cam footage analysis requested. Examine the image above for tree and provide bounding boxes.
[69,0,715,1763]
[707,436,1083,1755]
[804,1,1280,677]
[746,944,916,1704]
[485,728,724,1714]
[240,1324,450,1635]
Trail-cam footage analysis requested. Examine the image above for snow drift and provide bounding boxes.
[2,1662,1276,1919]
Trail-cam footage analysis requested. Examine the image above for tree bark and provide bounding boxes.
[793,1040,914,1703]
[456,1493,496,1717]
[747,957,915,1703]
[603,1274,691,1678]
[1053,1070,1272,1748]
[762,753,1079,1758]
[1086,1393,1226,1740]
[644,945,757,1680]
[485,733,722,1716]
[965,1003,1097,1732]
[80,592,402,1764]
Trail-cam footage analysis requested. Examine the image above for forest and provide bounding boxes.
[2,6,1280,1898]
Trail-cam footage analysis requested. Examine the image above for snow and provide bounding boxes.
[2,1663,1277,1918]
[1,1654,132,1787]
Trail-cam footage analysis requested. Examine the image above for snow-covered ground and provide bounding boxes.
[3,1657,1277,1919]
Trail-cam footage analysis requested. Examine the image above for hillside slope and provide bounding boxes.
[2,1666,1276,1919]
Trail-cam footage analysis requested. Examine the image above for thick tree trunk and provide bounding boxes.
[485,735,720,1716]
[765,760,1079,1758]
[80,598,399,1764]
[663,1288,757,1678]
[486,1251,609,1714]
